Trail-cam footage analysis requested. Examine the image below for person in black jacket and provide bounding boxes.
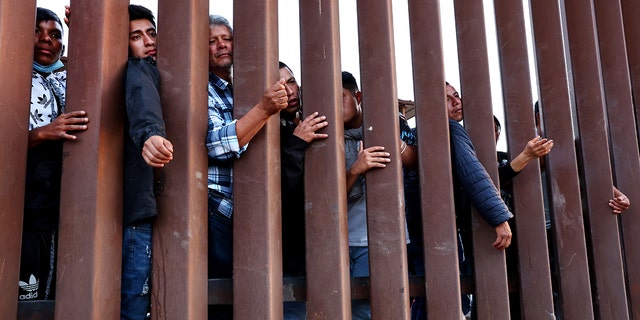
[278,62,328,319]
[278,62,328,276]
[494,115,554,207]
[121,5,173,320]
[492,115,554,315]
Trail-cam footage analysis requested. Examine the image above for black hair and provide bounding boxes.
[342,71,359,96]
[129,4,156,28]
[279,61,296,79]
[36,7,63,35]
[493,115,501,133]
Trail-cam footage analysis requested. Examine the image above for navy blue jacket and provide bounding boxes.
[449,119,513,229]
[123,57,166,226]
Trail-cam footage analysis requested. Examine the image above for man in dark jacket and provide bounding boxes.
[278,61,328,277]
[449,118,513,249]
[446,83,512,319]
[278,61,328,319]
[445,83,512,250]
[122,5,174,319]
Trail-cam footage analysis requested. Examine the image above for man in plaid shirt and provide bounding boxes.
[206,14,288,319]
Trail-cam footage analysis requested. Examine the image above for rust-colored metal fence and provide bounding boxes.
[3,0,640,319]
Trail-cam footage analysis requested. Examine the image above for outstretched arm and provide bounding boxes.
[449,120,513,250]
[125,58,171,167]
[142,135,173,168]
[235,79,288,147]
[508,136,554,172]
[207,79,288,161]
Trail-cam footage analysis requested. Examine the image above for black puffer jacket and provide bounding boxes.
[123,57,166,226]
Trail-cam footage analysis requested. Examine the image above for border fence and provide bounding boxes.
[2,0,640,319]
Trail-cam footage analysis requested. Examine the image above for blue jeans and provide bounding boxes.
[208,194,233,320]
[407,240,425,277]
[121,221,152,320]
[284,301,307,320]
[349,246,371,320]
[410,233,471,319]
[207,205,233,279]
[407,241,426,320]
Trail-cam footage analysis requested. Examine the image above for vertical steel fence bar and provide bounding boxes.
[299,0,352,318]
[563,0,630,318]
[530,0,593,319]
[0,0,36,318]
[620,0,640,142]
[55,0,129,319]
[593,0,640,317]
[232,0,283,319]
[356,1,411,318]
[9,1,640,318]
[620,1,640,314]
[493,0,555,318]
[529,0,594,317]
[407,0,463,318]
[151,0,209,319]
[453,0,510,318]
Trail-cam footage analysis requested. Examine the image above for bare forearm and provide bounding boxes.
[235,103,272,147]
[509,136,554,172]
[346,170,360,193]
[235,79,288,146]
[508,151,535,173]
[401,144,417,170]
[614,186,624,198]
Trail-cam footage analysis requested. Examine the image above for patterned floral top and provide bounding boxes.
[29,70,66,130]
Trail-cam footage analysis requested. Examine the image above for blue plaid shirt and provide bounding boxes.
[207,73,247,218]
